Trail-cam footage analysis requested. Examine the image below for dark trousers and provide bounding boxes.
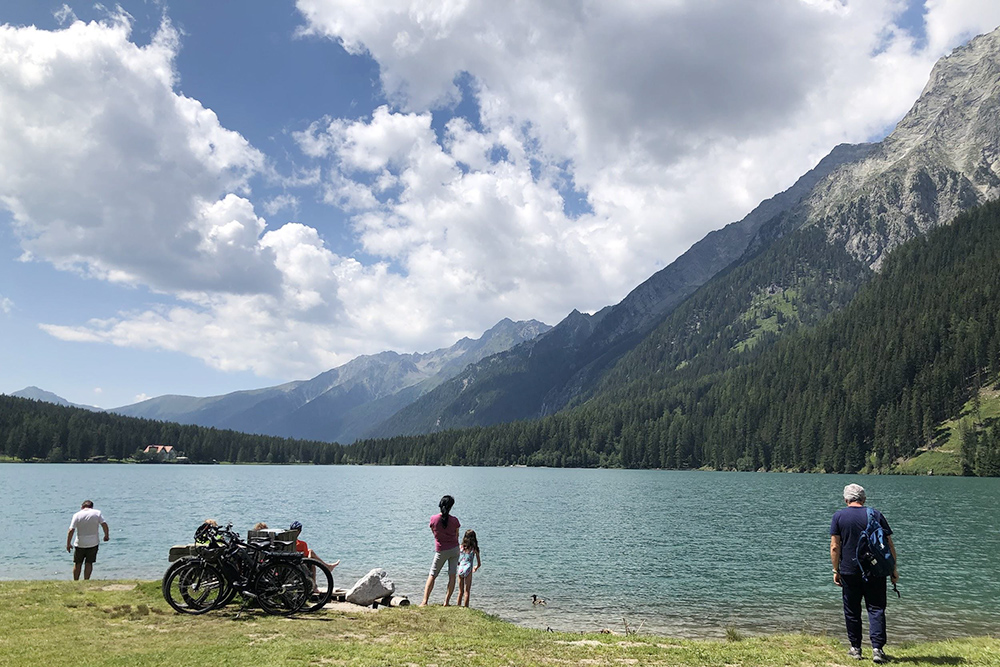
[841,573,887,649]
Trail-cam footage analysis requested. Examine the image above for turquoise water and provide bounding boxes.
[1,464,998,639]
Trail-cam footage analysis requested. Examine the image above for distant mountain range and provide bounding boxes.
[101,317,549,443]
[10,386,100,411]
[10,318,548,443]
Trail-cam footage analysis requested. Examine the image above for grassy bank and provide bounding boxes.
[0,581,997,666]
[894,385,1000,476]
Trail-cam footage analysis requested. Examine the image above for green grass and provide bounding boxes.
[892,384,1000,475]
[937,386,1000,452]
[894,448,961,475]
[1,581,997,666]
[734,287,801,353]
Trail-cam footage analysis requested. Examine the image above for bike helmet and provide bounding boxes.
[194,521,216,543]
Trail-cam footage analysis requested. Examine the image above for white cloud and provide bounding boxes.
[42,295,349,377]
[925,0,1000,53]
[0,14,270,293]
[263,194,301,216]
[53,5,76,26]
[0,295,12,314]
[8,2,1000,384]
[295,1,1000,233]
[295,108,615,317]
[0,14,357,374]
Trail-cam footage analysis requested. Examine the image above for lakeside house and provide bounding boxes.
[143,444,177,461]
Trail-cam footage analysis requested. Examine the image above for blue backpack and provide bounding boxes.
[856,507,895,581]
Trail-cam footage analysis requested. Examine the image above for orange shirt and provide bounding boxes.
[295,539,308,555]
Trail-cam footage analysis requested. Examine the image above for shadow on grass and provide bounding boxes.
[211,610,340,623]
[891,657,966,665]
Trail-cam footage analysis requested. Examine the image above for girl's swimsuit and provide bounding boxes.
[457,548,476,578]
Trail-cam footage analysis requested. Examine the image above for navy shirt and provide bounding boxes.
[830,506,893,575]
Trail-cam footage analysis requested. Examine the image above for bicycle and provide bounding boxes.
[162,523,317,616]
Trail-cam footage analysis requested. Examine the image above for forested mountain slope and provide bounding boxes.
[349,200,1000,475]
[586,201,1000,472]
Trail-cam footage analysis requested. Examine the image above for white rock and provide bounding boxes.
[345,568,396,606]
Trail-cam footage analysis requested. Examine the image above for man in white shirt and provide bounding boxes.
[66,500,110,580]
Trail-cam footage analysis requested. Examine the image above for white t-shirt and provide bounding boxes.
[69,508,106,548]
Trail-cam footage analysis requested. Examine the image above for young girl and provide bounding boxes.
[456,529,482,607]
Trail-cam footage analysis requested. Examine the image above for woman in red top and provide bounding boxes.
[419,495,460,606]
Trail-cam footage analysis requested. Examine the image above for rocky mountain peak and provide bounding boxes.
[801,25,1000,269]
[893,25,1000,169]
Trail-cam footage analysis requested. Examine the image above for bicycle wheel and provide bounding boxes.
[299,558,334,613]
[214,579,240,609]
[202,557,246,610]
[254,561,309,616]
[163,561,226,614]
[160,557,195,602]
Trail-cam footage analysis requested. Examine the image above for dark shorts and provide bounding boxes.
[73,545,99,564]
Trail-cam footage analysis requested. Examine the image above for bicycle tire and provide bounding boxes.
[160,557,196,602]
[254,561,309,616]
[163,560,226,614]
[214,580,240,608]
[205,559,245,609]
[299,558,334,612]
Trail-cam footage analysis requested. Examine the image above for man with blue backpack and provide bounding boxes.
[830,483,899,664]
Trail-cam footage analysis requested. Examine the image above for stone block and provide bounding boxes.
[345,568,396,606]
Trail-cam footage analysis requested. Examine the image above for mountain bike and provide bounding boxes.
[162,523,314,615]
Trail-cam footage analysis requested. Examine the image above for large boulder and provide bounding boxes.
[345,568,396,606]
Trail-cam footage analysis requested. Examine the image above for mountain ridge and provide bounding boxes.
[108,317,549,442]
[369,144,879,437]
[8,386,101,411]
[346,198,1000,475]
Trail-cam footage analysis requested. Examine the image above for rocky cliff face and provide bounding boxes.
[795,27,1000,268]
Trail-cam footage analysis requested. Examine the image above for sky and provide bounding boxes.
[2,0,1000,409]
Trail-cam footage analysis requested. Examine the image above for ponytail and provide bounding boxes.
[438,495,455,527]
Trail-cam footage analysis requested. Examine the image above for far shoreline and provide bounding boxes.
[0,457,965,475]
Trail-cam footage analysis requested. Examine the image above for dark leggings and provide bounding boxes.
[841,573,887,649]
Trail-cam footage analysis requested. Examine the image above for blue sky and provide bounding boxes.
[1,0,998,409]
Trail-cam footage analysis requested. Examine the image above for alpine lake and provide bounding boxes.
[2,463,997,640]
